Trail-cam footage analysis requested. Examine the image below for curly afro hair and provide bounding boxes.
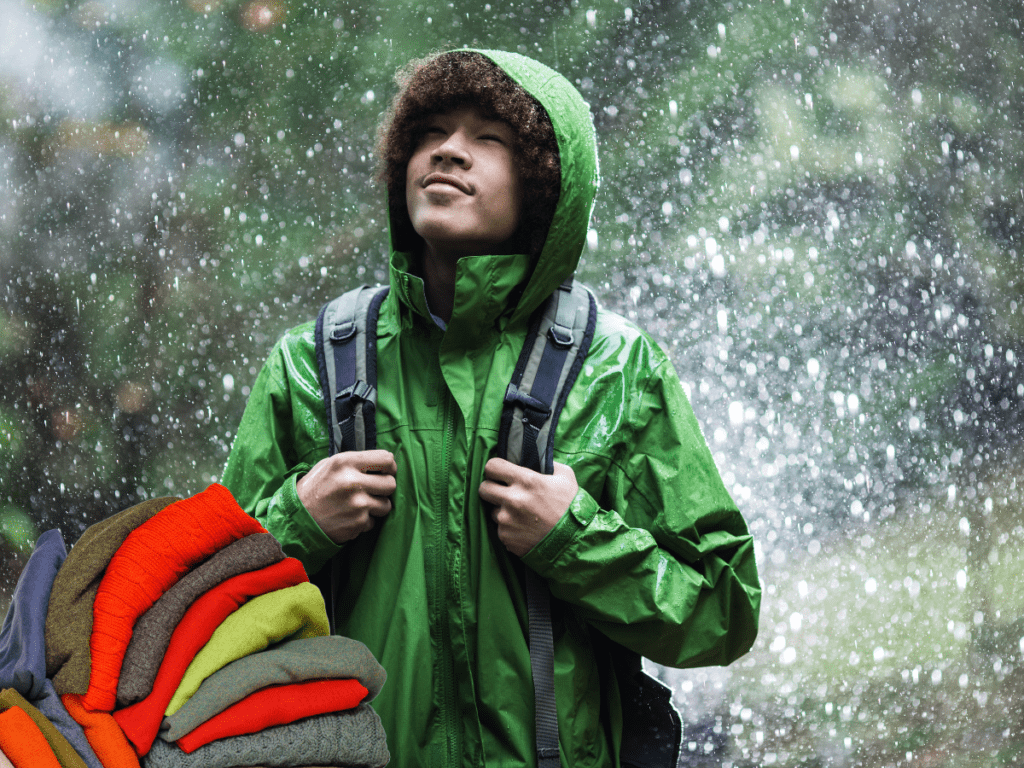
[377,51,561,258]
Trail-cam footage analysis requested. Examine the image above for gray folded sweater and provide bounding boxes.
[116,533,285,707]
[142,705,389,768]
[159,635,386,741]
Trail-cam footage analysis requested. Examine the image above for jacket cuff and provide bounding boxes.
[279,471,343,575]
[522,487,599,573]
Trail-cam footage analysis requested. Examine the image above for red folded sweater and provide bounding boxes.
[0,706,62,768]
[176,679,368,753]
[112,557,309,756]
[85,483,265,712]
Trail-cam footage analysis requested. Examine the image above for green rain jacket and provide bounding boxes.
[223,49,760,768]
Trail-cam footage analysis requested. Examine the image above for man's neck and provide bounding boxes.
[421,246,458,325]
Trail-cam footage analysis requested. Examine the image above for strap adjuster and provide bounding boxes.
[337,380,375,404]
[504,384,551,417]
[330,322,356,343]
[547,324,573,349]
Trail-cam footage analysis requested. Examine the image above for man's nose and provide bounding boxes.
[432,131,471,167]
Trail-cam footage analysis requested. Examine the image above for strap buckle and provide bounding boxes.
[337,380,375,405]
[330,322,356,343]
[335,380,376,423]
[503,384,551,418]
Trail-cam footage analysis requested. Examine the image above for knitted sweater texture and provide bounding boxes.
[174,679,368,753]
[0,689,86,768]
[46,498,177,695]
[140,705,389,768]
[0,705,62,768]
[165,581,329,715]
[160,635,385,741]
[116,533,284,707]
[0,528,104,768]
[62,695,140,768]
[86,484,264,711]
[112,558,308,756]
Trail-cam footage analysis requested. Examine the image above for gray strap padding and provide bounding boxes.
[316,285,385,455]
[505,280,596,474]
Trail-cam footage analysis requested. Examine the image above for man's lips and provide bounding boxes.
[421,173,472,194]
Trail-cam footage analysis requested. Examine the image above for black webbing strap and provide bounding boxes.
[526,568,560,768]
[330,319,363,453]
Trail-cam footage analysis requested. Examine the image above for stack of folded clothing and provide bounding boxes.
[0,483,389,768]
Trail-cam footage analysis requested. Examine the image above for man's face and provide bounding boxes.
[405,106,521,261]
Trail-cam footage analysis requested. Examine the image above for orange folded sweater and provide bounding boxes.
[0,689,86,768]
[61,694,140,768]
[0,706,62,768]
[85,483,264,711]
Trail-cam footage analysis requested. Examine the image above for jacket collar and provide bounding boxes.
[389,248,533,347]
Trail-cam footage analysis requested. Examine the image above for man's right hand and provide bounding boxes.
[296,450,397,544]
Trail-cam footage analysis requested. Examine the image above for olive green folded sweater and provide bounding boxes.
[45,497,179,695]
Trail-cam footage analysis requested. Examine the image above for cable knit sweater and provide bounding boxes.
[141,706,389,768]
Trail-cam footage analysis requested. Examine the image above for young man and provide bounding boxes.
[223,50,760,767]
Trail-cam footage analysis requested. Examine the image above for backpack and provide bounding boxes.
[313,281,681,768]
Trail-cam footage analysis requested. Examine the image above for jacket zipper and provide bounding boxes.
[435,387,459,767]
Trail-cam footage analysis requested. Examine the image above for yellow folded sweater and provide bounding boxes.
[165,582,329,716]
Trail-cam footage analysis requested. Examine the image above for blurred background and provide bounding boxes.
[1,0,1022,764]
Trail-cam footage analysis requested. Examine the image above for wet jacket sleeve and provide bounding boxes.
[520,351,761,669]
[221,339,342,578]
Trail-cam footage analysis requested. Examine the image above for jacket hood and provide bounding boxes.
[388,49,600,337]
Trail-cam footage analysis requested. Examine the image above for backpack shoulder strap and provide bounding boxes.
[498,277,597,768]
[499,277,597,474]
[314,284,390,456]
[312,284,388,635]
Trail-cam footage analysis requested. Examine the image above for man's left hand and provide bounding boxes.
[479,458,578,557]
